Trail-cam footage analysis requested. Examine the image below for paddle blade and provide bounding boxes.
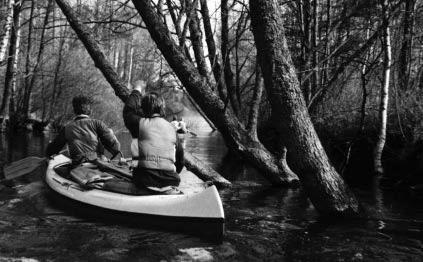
[3,156,47,180]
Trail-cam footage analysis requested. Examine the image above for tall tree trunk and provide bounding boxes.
[127,37,134,88]
[49,27,67,120]
[199,0,227,102]
[21,0,54,121]
[359,25,374,134]
[20,0,35,113]
[374,0,392,175]
[0,0,14,63]
[301,0,312,105]
[398,0,415,91]
[312,0,319,100]
[130,0,300,185]
[187,0,209,79]
[247,63,263,140]
[250,0,358,215]
[113,39,119,70]
[221,0,240,116]
[0,1,21,128]
[54,0,230,187]
[322,0,331,91]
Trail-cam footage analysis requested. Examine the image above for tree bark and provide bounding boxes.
[131,0,299,185]
[312,0,319,99]
[20,0,54,120]
[54,0,230,186]
[247,63,263,140]
[398,0,415,91]
[301,0,312,105]
[49,27,67,120]
[359,27,371,134]
[199,0,227,102]
[127,37,134,88]
[187,0,209,79]
[250,0,358,215]
[21,0,35,114]
[0,1,21,127]
[0,0,14,63]
[322,0,331,92]
[374,0,392,175]
[221,0,240,116]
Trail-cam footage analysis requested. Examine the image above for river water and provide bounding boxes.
[0,130,422,261]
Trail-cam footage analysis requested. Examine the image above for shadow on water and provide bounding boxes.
[0,130,422,261]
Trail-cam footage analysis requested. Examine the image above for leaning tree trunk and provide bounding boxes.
[0,0,15,63]
[0,1,21,129]
[249,0,359,215]
[374,0,392,175]
[54,0,231,187]
[130,0,299,185]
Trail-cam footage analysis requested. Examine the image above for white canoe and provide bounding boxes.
[45,154,225,241]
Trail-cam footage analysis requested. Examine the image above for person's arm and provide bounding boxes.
[123,92,142,138]
[95,120,121,156]
[46,128,67,157]
[175,135,184,173]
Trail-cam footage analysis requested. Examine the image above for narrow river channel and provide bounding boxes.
[0,130,422,261]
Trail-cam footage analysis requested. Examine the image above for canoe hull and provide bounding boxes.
[45,155,225,242]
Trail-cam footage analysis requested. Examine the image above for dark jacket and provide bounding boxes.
[46,115,121,163]
[123,90,143,138]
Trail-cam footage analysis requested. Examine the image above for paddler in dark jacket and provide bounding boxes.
[46,95,121,164]
[123,80,145,139]
[124,92,184,192]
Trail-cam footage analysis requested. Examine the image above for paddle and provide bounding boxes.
[2,156,48,182]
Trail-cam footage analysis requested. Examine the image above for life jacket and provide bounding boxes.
[137,115,177,172]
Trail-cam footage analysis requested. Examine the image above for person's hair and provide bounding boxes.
[72,95,93,115]
[141,92,166,117]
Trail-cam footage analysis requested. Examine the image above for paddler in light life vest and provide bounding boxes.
[46,95,121,164]
[124,92,184,194]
